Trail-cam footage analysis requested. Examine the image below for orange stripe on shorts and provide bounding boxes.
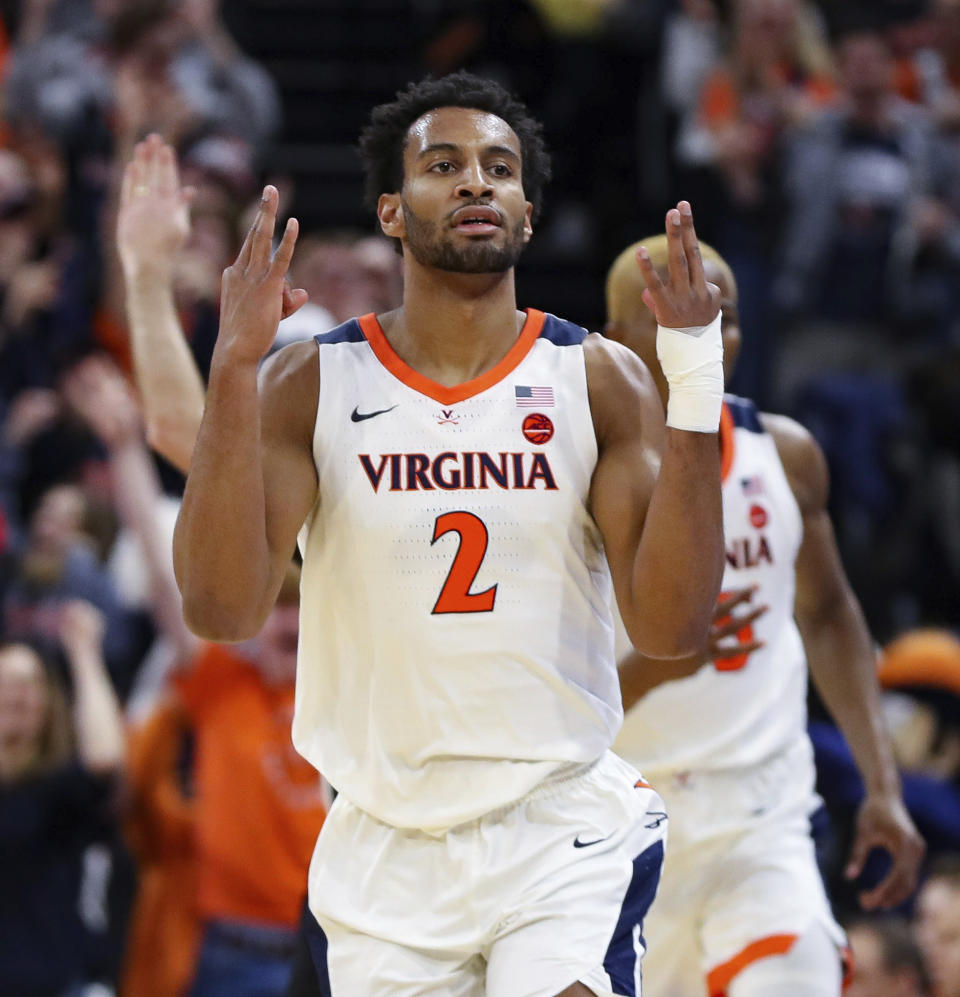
[706,933,798,996]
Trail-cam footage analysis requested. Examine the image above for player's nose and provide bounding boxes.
[455,161,492,199]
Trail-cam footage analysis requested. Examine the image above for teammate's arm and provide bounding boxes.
[117,135,309,474]
[173,187,317,641]
[769,412,925,909]
[117,135,206,474]
[589,205,725,659]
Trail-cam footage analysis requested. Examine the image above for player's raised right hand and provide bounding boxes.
[216,185,308,367]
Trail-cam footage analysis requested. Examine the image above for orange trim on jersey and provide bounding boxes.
[719,402,734,483]
[357,309,547,405]
[706,933,799,996]
[634,778,653,789]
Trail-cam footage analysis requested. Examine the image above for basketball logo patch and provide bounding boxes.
[749,504,768,529]
[522,413,554,444]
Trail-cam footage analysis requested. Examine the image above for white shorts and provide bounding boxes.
[639,742,846,996]
[305,751,667,997]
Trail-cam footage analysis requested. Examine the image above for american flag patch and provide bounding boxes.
[515,385,554,407]
[741,475,764,496]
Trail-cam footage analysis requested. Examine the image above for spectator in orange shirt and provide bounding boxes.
[64,356,327,997]
[694,0,835,210]
[121,693,199,997]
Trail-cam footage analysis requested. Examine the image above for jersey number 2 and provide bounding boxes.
[431,511,497,614]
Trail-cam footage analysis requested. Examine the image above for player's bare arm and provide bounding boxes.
[767,411,925,909]
[589,203,724,659]
[174,187,317,641]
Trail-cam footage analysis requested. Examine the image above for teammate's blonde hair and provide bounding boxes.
[605,235,734,327]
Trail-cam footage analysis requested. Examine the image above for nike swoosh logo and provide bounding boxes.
[351,405,398,422]
[644,811,668,829]
[573,833,613,849]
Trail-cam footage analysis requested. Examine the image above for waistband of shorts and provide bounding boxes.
[335,755,609,836]
[644,734,813,789]
[481,755,603,821]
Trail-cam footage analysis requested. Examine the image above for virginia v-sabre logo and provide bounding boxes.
[351,404,398,422]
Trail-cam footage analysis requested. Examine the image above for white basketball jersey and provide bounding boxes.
[615,396,808,774]
[294,310,621,831]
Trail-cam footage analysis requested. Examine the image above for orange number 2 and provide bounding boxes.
[432,511,497,614]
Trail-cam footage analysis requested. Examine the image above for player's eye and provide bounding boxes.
[489,163,512,177]
[431,161,456,173]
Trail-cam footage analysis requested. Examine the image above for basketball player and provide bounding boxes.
[605,237,925,996]
[172,72,726,996]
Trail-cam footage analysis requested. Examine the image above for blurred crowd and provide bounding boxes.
[0,0,959,995]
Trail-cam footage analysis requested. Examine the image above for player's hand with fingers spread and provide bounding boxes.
[637,201,724,434]
[846,792,925,911]
[708,586,767,664]
[216,185,308,367]
[117,133,193,278]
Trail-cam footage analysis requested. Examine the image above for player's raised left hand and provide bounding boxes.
[845,792,925,910]
[216,185,308,367]
[636,201,720,329]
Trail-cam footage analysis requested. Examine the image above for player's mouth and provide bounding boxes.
[452,205,502,234]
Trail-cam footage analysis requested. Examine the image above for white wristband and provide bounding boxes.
[656,311,724,433]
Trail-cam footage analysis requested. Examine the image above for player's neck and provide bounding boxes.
[379,266,525,387]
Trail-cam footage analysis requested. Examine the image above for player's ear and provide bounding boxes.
[378,193,404,241]
[522,201,533,244]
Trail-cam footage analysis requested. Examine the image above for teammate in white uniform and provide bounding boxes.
[605,237,924,996]
[172,73,728,997]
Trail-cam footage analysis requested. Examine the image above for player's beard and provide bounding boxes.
[402,200,527,274]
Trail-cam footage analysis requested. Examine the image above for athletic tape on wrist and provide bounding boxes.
[656,311,724,433]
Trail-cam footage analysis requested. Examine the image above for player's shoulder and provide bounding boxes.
[582,333,663,446]
[533,312,660,411]
[258,340,320,442]
[758,409,828,512]
[583,332,655,391]
[260,338,319,384]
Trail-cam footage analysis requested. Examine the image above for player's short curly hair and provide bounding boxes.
[358,72,552,222]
